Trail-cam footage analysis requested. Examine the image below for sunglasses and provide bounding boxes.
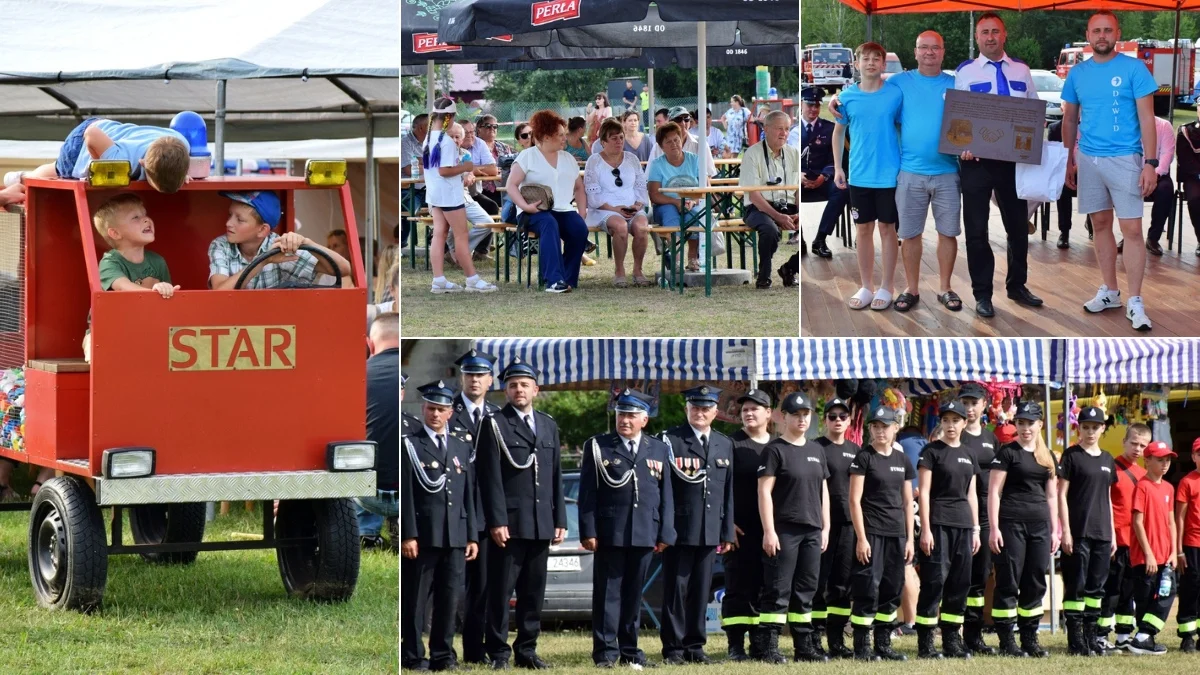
[826,412,849,421]
[519,132,531,139]
[478,124,498,130]
[611,167,623,187]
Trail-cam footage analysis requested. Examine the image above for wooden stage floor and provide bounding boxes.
[801,198,1200,337]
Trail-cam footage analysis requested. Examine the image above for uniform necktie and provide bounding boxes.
[629,440,637,457]
[806,123,813,136]
[436,434,445,456]
[524,415,534,434]
[700,434,709,451]
[988,61,1010,96]
[473,408,481,428]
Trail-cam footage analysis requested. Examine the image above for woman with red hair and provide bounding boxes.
[506,110,590,293]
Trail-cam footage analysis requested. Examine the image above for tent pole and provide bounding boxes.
[969,12,975,59]
[365,111,376,300]
[697,22,708,187]
[1170,8,1181,124]
[866,12,872,41]
[214,80,226,177]
[426,60,435,110]
[1044,381,1057,635]
[648,68,655,132]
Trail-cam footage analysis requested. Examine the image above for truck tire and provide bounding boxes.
[275,498,360,602]
[27,476,107,612]
[129,503,207,565]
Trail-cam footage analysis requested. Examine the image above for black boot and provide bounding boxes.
[874,625,907,661]
[826,621,854,659]
[792,631,829,663]
[995,623,1027,658]
[811,236,832,259]
[809,627,828,659]
[964,622,996,656]
[760,626,788,664]
[725,627,749,662]
[1083,622,1107,656]
[1020,625,1049,658]
[917,626,943,659]
[942,626,971,659]
[1066,618,1088,656]
[747,627,767,661]
[852,627,879,662]
[1182,634,1197,653]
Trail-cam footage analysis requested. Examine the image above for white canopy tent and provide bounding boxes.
[0,0,400,295]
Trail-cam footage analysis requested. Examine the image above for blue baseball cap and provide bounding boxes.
[683,385,721,407]
[615,389,653,414]
[455,349,496,375]
[500,357,539,383]
[220,191,281,228]
[418,380,456,406]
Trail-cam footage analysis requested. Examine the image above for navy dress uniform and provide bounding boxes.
[799,87,848,258]
[475,359,566,668]
[658,386,736,664]
[451,349,503,666]
[401,382,478,672]
[579,390,677,667]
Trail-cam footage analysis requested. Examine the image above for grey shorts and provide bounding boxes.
[1077,150,1144,220]
[895,170,962,240]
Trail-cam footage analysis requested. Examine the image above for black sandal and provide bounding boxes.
[894,292,920,313]
[938,290,963,312]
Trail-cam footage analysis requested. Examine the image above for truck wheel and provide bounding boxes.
[129,503,207,565]
[27,476,107,612]
[275,498,360,602]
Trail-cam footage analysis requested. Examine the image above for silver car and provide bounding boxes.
[1031,69,1065,123]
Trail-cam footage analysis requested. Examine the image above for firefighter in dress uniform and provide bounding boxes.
[579,389,676,668]
[452,349,503,666]
[475,358,566,670]
[400,381,479,672]
[658,386,736,665]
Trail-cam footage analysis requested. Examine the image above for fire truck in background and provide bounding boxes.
[1057,39,1194,114]
[801,43,854,94]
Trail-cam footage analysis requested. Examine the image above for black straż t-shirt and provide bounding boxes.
[917,440,980,529]
[992,443,1052,523]
[730,430,771,532]
[760,438,829,529]
[817,437,861,525]
[1058,444,1117,541]
[850,447,915,537]
[960,428,997,528]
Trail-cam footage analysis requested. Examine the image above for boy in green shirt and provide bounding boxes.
[84,193,178,361]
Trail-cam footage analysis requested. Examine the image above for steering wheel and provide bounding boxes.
[234,243,342,290]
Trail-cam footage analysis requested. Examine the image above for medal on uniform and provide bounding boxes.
[453,457,462,474]
[603,459,610,467]
[431,461,439,469]
[465,433,472,442]
[613,458,621,466]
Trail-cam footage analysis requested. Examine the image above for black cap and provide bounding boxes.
[418,380,456,406]
[781,392,813,414]
[939,400,967,419]
[683,385,721,407]
[800,87,821,104]
[866,406,899,425]
[455,349,497,375]
[1014,401,1043,421]
[737,388,772,408]
[500,357,539,382]
[958,382,987,400]
[1078,406,1106,424]
[615,389,653,414]
[825,397,850,413]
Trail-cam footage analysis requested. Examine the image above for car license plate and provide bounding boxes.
[547,556,581,572]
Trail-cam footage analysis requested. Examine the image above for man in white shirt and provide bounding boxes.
[648,107,718,178]
[401,114,429,247]
[741,111,800,288]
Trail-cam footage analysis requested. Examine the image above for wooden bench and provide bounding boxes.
[648,220,759,290]
[27,358,89,373]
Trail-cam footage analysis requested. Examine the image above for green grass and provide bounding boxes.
[399,240,800,337]
[0,506,396,674]
[440,625,1199,673]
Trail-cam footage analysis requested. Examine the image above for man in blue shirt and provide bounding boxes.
[1062,11,1160,332]
[832,42,903,311]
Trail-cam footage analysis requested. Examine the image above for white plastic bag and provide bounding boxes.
[1015,140,1069,203]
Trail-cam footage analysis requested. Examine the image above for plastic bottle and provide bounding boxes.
[410,156,421,181]
[1160,567,1173,597]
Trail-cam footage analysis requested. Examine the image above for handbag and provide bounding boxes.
[1015,141,1069,203]
[519,184,553,211]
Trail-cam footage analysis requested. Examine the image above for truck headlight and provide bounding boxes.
[89,160,132,188]
[102,448,156,478]
[326,442,376,471]
[305,160,347,186]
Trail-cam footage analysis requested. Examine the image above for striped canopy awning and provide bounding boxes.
[473,339,754,389]
[1060,339,1200,384]
[755,339,1059,385]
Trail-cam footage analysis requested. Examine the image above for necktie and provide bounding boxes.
[629,440,637,457]
[524,415,534,434]
[472,409,481,429]
[806,123,813,137]
[988,61,1010,97]
[436,434,445,456]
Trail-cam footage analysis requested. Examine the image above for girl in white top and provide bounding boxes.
[722,95,751,158]
[506,111,590,294]
[421,97,496,294]
[584,118,651,287]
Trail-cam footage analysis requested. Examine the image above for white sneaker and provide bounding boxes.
[463,277,497,293]
[1083,285,1122,313]
[3,171,24,187]
[431,280,463,294]
[1127,297,1152,331]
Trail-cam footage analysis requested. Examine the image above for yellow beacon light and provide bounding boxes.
[305,160,347,186]
[88,160,132,188]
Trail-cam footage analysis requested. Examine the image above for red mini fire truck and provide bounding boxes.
[1,159,376,612]
[1057,39,1194,114]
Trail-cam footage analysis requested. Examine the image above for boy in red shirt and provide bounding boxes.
[1175,438,1200,652]
[1102,423,1150,650]
[1129,441,1178,655]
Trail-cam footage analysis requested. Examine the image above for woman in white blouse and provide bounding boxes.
[506,110,590,294]
[585,118,651,287]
